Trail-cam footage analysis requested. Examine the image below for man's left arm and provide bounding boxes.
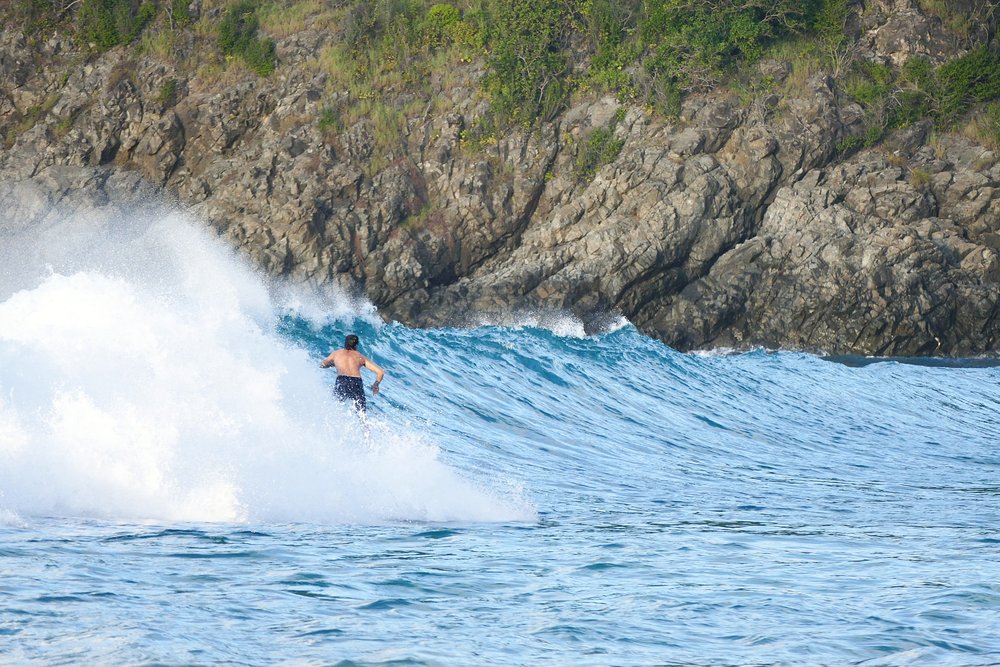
[364,357,385,395]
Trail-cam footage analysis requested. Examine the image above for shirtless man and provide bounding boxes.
[320,334,385,413]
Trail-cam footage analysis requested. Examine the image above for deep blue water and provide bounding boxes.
[1,215,999,665]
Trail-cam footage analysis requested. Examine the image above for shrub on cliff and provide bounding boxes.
[812,0,855,76]
[936,47,1000,126]
[839,44,1000,151]
[77,0,157,50]
[640,0,824,98]
[423,3,459,47]
[887,48,1000,130]
[569,0,833,116]
[167,0,190,28]
[845,60,895,146]
[342,0,424,52]
[16,0,59,38]
[17,0,155,48]
[218,1,276,76]
[579,0,641,95]
[482,0,571,127]
[574,125,626,182]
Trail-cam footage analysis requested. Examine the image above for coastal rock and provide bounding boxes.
[1,2,998,356]
[863,0,962,67]
[654,145,1000,355]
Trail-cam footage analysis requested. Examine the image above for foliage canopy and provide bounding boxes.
[11,0,1000,141]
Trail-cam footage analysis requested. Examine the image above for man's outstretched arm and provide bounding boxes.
[364,358,385,395]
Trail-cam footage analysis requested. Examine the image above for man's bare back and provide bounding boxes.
[324,349,369,378]
[320,335,385,411]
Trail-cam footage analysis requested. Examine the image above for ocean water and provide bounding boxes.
[1,209,999,666]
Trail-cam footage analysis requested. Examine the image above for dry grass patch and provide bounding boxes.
[916,0,973,38]
[959,104,1000,150]
[191,57,252,93]
[766,37,826,100]
[886,152,907,168]
[138,26,179,61]
[4,93,61,147]
[909,166,932,189]
[258,0,327,38]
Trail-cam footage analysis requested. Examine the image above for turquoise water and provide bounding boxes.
[1,214,999,665]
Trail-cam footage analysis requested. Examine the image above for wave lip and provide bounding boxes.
[470,309,630,338]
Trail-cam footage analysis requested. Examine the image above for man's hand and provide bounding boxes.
[371,380,380,396]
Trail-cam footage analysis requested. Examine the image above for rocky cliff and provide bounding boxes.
[2,0,999,355]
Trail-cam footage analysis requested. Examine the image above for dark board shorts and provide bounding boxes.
[334,375,366,412]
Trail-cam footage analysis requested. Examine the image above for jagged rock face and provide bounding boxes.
[329,74,857,330]
[862,0,965,67]
[654,138,1000,355]
[1,5,998,356]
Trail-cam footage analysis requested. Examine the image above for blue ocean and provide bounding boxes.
[1,211,999,665]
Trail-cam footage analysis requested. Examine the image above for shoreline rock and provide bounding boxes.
[1,6,998,357]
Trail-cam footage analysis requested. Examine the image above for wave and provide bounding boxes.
[0,206,533,524]
[3,200,998,531]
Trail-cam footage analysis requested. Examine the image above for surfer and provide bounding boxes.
[320,334,385,414]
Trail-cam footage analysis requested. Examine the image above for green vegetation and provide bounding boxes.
[845,61,895,146]
[17,0,180,50]
[835,135,861,156]
[574,125,625,182]
[909,166,932,189]
[422,3,459,47]
[838,45,1000,148]
[317,107,340,135]
[482,0,571,126]
[19,0,854,124]
[579,0,639,94]
[17,0,60,37]
[812,0,854,77]
[167,0,190,28]
[11,0,1000,158]
[978,101,1000,148]
[156,77,178,106]
[933,47,1000,126]
[474,0,844,124]
[638,1,821,114]
[301,2,489,171]
[77,0,157,50]
[218,1,276,76]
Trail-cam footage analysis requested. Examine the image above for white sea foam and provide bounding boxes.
[0,206,534,524]
[474,310,632,338]
[689,347,744,358]
[272,281,382,329]
[0,508,25,528]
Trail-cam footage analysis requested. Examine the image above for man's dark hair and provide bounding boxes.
[344,334,359,350]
